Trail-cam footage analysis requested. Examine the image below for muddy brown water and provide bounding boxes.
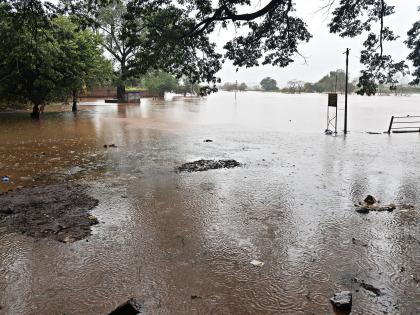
[1,92,420,314]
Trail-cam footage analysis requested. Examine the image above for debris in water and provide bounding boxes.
[250,260,264,267]
[353,278,382,296]
[104,144,118,148]
[355,195,397,213]
[108,298,143,315]
[177,159,241,172]
[330,291,352,312]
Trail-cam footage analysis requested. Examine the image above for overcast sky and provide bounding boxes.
[212,0,419,87]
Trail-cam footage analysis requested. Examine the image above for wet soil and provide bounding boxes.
[177,159,241,172]
[0,183,99,243]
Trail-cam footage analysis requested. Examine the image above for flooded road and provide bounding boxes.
[1,92,420,314]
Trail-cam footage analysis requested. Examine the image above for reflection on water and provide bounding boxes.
[0,92,420,314]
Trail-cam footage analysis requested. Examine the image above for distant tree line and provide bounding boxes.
[282,70,356,94]
[220,82,248,91]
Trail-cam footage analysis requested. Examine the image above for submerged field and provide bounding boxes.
[1,92,420,314]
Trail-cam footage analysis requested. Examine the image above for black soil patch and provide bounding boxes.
[177,159,241,172]
[0,183,99,243]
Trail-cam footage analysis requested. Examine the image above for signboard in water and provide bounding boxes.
[328,93,338,107]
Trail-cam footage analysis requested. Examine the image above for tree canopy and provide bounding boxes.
[260,77,278,91]
[117,0,418,95]
[0,0,112,117]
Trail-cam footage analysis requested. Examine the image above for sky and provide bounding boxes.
[212,0,420,88]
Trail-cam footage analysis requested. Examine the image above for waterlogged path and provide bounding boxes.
[0,92,420,314]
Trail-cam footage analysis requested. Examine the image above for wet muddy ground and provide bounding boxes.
[0,92,420,314]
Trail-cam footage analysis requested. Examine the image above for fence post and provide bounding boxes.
[388,116,394,134]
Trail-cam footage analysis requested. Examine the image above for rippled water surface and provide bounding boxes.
[1,92,420,314]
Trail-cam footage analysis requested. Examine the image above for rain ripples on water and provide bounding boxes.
[0,92,420,314]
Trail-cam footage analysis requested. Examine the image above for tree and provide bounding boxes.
[0,1,112,117]
[144,71,178,97]
[0,0,57,118]
[286,79,304,94]
[59,0,144,101]
[238,83,248,91]
[51,17,113,112]
[174,77,201,96]
[260,77,278,91]
[406,9,420,85]
[121,0,417,96]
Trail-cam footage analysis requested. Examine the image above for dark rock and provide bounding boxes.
[356,207,370,214]
[191,295,202,300]
[203,139,213,142]
[109,299,143,315]
[177,159,241,172]
[104,144,108,148]
[330,291,352,312]
[364,195,377,205]
[109,144,117,148]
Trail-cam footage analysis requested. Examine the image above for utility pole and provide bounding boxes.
[235,80,238,101]
[344,48,350,134]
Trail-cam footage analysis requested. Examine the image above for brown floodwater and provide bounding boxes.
[1,92,420,314]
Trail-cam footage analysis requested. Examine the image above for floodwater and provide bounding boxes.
[1,92,420,314]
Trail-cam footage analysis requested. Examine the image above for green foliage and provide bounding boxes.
[0,0,112,114]
[304,70,356,94]
[406,11,420,85]
[50,17,114,100]
[144,71,178,97]
[329,0,408,95]
[260,77,278,91]
[238,83,247,91]
[174,77,201,95]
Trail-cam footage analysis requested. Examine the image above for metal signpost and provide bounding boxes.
[326,93,338,134]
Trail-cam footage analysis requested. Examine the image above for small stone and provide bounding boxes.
[364,195,377,205]
[109,298,143,315]
[203,139,213,142]
[103,144,108,148]
[330,291,352,312]
[88,215,99,225]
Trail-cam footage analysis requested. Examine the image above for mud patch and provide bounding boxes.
[0,183,99,243]
[177,159,241,172]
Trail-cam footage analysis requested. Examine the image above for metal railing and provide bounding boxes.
[387,115,420,133]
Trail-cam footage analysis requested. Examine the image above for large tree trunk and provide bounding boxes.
[30,104,40,119]
[72,90,78,112]
[117,84,126,102]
